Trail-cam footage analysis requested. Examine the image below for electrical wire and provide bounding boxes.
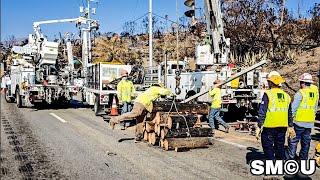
[108,12,149,33]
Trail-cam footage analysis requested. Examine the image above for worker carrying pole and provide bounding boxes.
[256,71,295,160]
[208,80,230,133]
[117,70,136,130]
[287,73,319,160]
[110,83,173,142]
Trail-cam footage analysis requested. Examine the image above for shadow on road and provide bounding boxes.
[32,100,90,110]
[245,147,265,165]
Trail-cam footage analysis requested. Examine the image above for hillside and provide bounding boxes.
[278,47,320,92]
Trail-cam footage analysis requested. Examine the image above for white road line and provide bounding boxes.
[49,113,67,123]
[215,138,247,149]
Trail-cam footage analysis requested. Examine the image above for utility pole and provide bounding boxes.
[176,0,179,64]
[149,0,153,67]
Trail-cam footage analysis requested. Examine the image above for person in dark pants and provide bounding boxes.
[287,73,319,160]
[256,71,295,160]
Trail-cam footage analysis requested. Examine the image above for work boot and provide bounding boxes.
[120,122,126,130]
[134,134,143,143]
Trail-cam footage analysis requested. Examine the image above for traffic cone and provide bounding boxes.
[110,96,119,116]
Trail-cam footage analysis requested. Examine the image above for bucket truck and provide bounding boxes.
[156,0,268,123]
[6,16,99,107]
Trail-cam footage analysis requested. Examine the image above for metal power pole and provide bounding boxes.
[149,0,153,67]
[87,0,92,65]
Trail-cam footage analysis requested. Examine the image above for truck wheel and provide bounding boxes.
[94,96,101,116]
[81,92,86,103]
[5,89,14,103]
[16,89,22,108]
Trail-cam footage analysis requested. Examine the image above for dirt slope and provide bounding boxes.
[278,47,320,93]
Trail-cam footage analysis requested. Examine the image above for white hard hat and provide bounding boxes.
[299,73,313,83]
[120,69,128,76]
[268,71,281,78]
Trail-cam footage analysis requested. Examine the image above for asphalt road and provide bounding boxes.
[1,97,319,180]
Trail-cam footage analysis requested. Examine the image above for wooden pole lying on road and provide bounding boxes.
[181,60,268,103]
[163,137,211,151]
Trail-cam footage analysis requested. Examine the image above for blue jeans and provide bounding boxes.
[208,108,228,129]
[287,124,312,160]
[120,102,133,127]
[261,127,287,160]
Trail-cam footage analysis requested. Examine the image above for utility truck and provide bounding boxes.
[155,0,269,122]
[5,13,98,107]
[82,63,133,115]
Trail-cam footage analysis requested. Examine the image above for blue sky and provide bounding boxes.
[1,0,319,41]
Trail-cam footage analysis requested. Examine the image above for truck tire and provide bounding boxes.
[94,95,102,116]
[81,92,86,103]
[16,89,22,108]
[5,89,14,103]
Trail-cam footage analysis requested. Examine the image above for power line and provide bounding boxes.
[152,13,187,27]
[108,12,149,33]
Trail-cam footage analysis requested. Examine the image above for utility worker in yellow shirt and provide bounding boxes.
[117,70,135,130]
[287,73,319,160]
[208,80,230,133]
[256,71,294,160]
[110,83,173,142]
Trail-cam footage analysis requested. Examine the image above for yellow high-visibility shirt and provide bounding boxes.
[264,88,291,128]
[117,79,135,103]
[295,86,319,123]
[209,87,222,109]
[136,86,172,112]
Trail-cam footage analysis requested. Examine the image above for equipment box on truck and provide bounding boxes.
[83,62,132,115]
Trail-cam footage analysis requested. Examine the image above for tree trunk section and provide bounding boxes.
[148,132,157,145]
[164,128,213,138]
[143,131,149,141]
[153,102,209,115]
[145,121,155,132]
[163,137,211,151]
[160,128,169,139]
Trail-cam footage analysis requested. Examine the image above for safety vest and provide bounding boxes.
[117,79,135,102]
[295,86,319,122]
[264,88,291,128]
[311,84,319,100]
[136,86,172,112]
[209,87,222,109]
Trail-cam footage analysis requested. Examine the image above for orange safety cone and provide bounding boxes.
[110,96,119,116]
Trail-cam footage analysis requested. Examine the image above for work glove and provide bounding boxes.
[255,126,262,141]
[315,157,320,167]
[287,127,296,139]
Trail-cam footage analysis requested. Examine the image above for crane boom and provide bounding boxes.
[203,0,230,63]
[32,17,91,40]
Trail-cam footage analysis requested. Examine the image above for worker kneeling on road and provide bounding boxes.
[256,71,294,160]
[208,80,230,133]
[117,70,135,130]
[110,83,173,142]
[287,73,319,160]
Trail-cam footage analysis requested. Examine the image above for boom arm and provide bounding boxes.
[204,0,230,62]
[33,17,89,41]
